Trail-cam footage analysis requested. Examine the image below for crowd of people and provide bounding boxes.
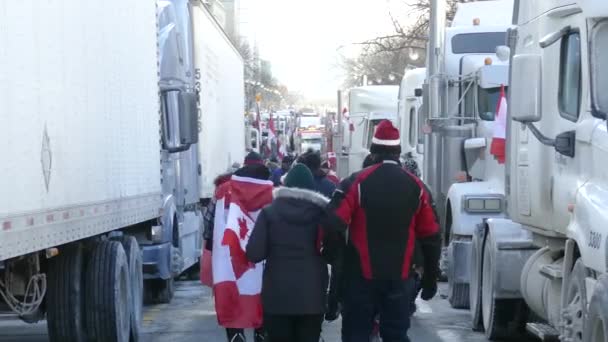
[202,120,441,342]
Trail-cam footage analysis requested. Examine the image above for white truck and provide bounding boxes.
[420,0,514,309]
[397,67,426,177]
[340,85,399,175]
[461,1,608,341]
[0,1,244,341]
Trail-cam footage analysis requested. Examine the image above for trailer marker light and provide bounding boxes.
[473,18,480,26]
[484,57,493,65]
[46,248,59,259]
[567,204,575,213]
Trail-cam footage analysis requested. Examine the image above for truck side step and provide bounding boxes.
[526,323,560,341]
[539,264,563,280]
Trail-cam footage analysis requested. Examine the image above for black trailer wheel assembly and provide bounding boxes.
[47,244,87,342]
[112,236,143,342]
[85,240,132,342]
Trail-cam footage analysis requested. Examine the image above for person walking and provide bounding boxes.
[203,151,271,342]
[270,155,294,186]
[324,120,441,342]
[299,151,336,198]
[246,164,330,342]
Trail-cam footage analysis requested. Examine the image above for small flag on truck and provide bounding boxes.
[490,85,507,164]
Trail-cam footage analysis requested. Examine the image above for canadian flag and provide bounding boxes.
[209,176,273,328]
[490,85,507,164]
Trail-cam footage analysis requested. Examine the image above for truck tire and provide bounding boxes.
[47,244,86,342]
[112,236,143,342]
[562,259,588,342]
[469,228,484,331]
[481,238,520,340]
[144,278,175,304]
[85,240,131,342]
[585,274,608,342]
[447,243,469,309]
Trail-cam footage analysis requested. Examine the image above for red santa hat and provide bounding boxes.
[370,120,401,155]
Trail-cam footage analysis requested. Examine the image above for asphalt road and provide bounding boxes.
[0,281,533,342]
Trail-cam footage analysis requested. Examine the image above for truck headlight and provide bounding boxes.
[463,195,503,213]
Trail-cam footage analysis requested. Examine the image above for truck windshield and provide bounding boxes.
[591,20,608,117]
[452,32,507,54]
[300,116,321,128]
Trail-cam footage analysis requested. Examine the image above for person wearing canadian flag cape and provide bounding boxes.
[202,151,273,342]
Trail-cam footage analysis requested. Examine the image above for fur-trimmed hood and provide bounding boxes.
[269,187,329,225]
[273,187,329,208]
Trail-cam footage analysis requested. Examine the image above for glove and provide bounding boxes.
[420,275,437,301]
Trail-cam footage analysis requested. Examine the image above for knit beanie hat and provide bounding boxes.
[244,151,264,166]
[369,120,401,155]
[284,164,315,191]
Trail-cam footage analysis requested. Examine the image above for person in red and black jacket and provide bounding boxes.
[323,120,441,342]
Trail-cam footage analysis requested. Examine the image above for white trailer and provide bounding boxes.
[193,3,245,199]
[467,1,608,341]
[341,85,399,175]
[397,68,426,177]
[0,1,245,341]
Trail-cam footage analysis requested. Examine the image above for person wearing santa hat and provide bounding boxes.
[323,120,441,342]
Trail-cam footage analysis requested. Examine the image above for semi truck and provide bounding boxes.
[339,85,399,175]
[397,67,426,178]
[0,1,245,341]
[446,0,608,341]
[419,0,514,309]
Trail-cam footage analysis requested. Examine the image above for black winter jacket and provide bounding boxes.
[246,187,330,315]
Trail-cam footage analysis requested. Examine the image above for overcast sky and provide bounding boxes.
[243,0,406,102]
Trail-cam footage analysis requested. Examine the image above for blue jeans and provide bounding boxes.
[341,275,416,342]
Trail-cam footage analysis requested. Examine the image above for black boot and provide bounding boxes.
[226,328,246,342]
[254,327,266,342]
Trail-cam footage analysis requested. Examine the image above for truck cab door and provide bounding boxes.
[508,7,585,235]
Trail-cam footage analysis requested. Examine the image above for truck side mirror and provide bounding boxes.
[414,88,423,97]
[178,91,199,145]
[510,54,542,123]
[161,89,198,153]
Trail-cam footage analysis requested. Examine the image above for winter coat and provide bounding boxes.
[312,170,337,198]
[246,187,330,315]
[271,168,286,186]
[325,159,441,281]
[203,173,233,250]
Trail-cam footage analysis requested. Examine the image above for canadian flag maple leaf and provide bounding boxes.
[222,216,255,280]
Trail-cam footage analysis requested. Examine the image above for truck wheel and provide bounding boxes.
[47,244,86,342]
[112,236,143,342]
[481,238,519,340]
[469,229,484,331]
[447,243,469,309]
[86,240,131,342]
[586,274,608,342]
[144,277,175,304]
[562,259,588,342]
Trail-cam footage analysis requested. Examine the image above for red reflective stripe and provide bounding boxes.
[46,214,54,222]
[2,221,11,231]
[63,212,70,220]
